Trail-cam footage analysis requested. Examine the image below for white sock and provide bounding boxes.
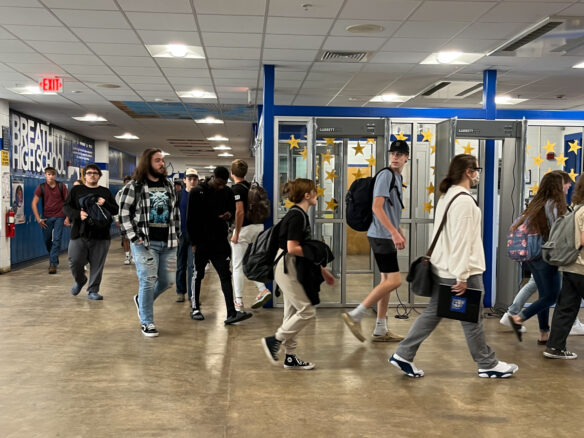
[374,318,388,336]
[125,252,130,258]
[348,304,368,322]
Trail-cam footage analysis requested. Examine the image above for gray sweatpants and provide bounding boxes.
[395,273,498,369]
[68,238,111,295]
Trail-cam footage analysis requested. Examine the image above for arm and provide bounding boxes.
[231,201,245,243]
[118,183,139,242]
[287,240,304,257]
[100,191,119,216]
[372,196,405,249]
[446,200,476,295]
[62,189,82,221]
[31,194,47,229]
[187,188,200,248]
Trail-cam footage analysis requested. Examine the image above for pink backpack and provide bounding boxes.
[506,216,542,262]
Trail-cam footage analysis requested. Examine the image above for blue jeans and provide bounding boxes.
[522,258,561,332]
[42,217,65,266]
[508,275,537,315]
[131,241,177,325]
[176,233,194,299]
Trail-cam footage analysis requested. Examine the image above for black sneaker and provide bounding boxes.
[141,323,159,338]
[262,336,282,365]
[70,276,88,296]
[224,310,252,325]
[543,347,578,360]
[190,308,205,321]
[133,295,140,318]
[283,354,315,370]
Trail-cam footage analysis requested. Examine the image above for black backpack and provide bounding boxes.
[246,182,271,224]
[79,193,113,230]
[345,167,404,232]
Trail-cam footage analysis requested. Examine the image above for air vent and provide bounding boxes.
[455,83,483,97]
[319,50,370,63]
[422,82,450,97]
[489,17,567,56]
[504,22,562,52]
[421,81,482,99]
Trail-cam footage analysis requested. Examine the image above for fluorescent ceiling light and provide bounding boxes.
[8,85,56,95]
[207,135,229,141]
[218,152,234,157]
[72,114,107,122]
[145,44,205,59]
[369,93,414,103]
[161,151,171,156]
[572,61,584,68]
[205,165,215,169]
[213,145,232,151]
[494,95,528,105]
[178,89,216,99]
[420,52,483,65]
[114,133,139,140]
[195,116,223,124]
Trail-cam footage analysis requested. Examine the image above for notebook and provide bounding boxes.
[437,284,482,323]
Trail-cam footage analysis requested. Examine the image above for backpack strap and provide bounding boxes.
[282,206,308,275]
[374,167,405,209]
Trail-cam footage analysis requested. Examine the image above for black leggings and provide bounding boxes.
[193,244,235,317]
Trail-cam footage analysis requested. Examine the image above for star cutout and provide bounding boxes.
[545,167,552,175]
[532,154,544,167]
[367,138,375,144]
[353,168,364,179]
[325,198,338,211]
[366,154,376,167]
[325,169,338,182]
[526,144,532,153]
[423,201,433,213]
[462,142,474,155]
[543,140,555,154]
[395,132,407,141]
[353,142,365,155]
[315,164,320,173]
[421,129,434,143]
[530,183,539,195]
[300,147,308,160]
[569,168,579,182]
[568,140,582,154]
[316,185,325,197]
[321,150,333,164]
[426,182,434,196]
[287,135,299,150]
[430,166,435,175]
[283,199,294,209]
[429,144,436,154]
[323,138,335,146]
[555,153,568,167]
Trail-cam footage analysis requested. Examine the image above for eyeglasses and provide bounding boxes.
[85,171,99,175]
[470,167,482,173]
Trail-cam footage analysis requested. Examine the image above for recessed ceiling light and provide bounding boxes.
[437,51,462,64]
[178,89,216,99]
[71,90,83,94]
[72,114,107,122]
[146,44,205,59]
[420,52,483,65]
[345,24,384,34]
[218,152,234,157]
[195,116,224,124]
[207,135,229,141]
[114,133,139,140]
[7,85,56,95]
[213,145,232,151]
[205,165,215,169]
[161,151,171,156]
[572,61,584,68]
[370,93,414,103]
[168,44,188,57]
[95,83,120,88]
[494,95,528,105]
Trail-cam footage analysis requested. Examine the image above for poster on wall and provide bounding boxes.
[11,178,25,224]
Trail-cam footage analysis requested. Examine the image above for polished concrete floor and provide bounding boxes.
[1,243,584,437]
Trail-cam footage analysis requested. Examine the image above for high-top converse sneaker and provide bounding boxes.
[283,354,315,370]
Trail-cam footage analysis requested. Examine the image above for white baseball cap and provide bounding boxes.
[185,168,199,177]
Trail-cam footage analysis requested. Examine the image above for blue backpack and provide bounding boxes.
[506,215,542,262]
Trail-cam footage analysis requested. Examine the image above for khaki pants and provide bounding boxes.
[274,250,316,355]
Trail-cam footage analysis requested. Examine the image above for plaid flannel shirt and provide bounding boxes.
[118,177,180,248]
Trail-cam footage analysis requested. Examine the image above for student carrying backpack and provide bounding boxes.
[246,182,271,224]
[542,205,584,266]
[507,215,543,262]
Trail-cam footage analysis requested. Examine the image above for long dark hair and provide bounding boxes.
[133,148,163,182]
[517,172,567,239]
[282,178,315,203]
[438,154,477,194]
[571,175,584,205]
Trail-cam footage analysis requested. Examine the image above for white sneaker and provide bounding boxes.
[478,361,518,378]
[569,319,584,336]
[500,312,527,333]
[124,257,131,265]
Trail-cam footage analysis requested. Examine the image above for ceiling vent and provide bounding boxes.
[319,50,371,63]
[421,81,482,99]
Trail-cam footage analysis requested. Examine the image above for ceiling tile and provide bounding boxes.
[0,40,35,53]
[155,58,207,69]
[330,19,401,37]
[440,38,505,53]
[323,36,387,51]
[73,28,141,44]
[206,47,260,60]
[211,69,257,79]
[202,32,262,48]
[52,10,130,29]
[310,62,363,72]
[214,78,255,87]
[394,21,469,39]
[119,0,192,13]
[4,25,77,41]
[131,83,174,92]
[43,0,118,9]
[269,0,344,18]
[479,2,574,23]
[410,1,496,21]
[59,65,114,75]
[28,41,92,55]
[169,78,213,87]
[194,0,265,15]
[266,17,334,35]
[370,51,427,64]
[137,30,200,45]
[0,28,17,39]
[264,34,325,50]
[101,56,158,68]
[339,0,421,20]
[263,48,318,62]
[164,69,210,79]
[73,74,122,82]
[2,53,53,63]
[121,76,166,84]
[380,37,447,53]
[46,54,105,65]
[454,22,528,40]
[0,7,62,26]
[198,15,264,33]
[87,43,149,56]
[111,66,162,76]
[9,62,66,73]
[208,59,259,69]
[126,12,197,31]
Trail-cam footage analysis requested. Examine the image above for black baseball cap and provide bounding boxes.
[389,140,410,155]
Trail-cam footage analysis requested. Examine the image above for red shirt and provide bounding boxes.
[34,182,68,218]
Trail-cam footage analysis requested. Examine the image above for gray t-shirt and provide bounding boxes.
[367,169,403,239]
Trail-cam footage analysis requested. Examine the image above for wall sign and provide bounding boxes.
[40,77,63,93]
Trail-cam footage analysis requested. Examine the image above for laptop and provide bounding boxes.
[437,284,482,323]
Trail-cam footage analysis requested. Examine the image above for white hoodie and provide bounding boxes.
[430,185,486,282]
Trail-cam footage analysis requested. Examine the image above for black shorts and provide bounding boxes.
[368,237,399,273]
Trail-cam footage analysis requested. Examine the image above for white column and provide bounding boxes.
[94,140,110,188]
[0,99,11,272]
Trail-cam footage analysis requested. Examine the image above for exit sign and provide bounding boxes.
[39,77,63,93]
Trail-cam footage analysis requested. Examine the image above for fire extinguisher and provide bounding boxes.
[6,208,15,238]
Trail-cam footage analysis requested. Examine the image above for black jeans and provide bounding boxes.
[193,241,236,317]
[547,272,584,350]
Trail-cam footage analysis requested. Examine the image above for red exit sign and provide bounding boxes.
[39,77,63,93]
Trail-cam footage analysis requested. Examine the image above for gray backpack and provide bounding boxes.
[542,205,583,266]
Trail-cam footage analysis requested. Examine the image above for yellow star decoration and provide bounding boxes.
[526,144,532,153]
[545,167,552,175]
[430,166,435,175]
[325,169,338,182]
[543,140,556,154]
[366,154,376,167]
[555,153,568,168]
[395,132,407,141]
[423,201,433,213]
[323,138,335,146]
[568,168,579,182]
[316,185,325,197]
[429,144,436,154]
[287,135,299,150]
[321,150,333,164]
[568,140,582,154]
[325,198,338,211]
[426,182,435,196]
[367,138,375,144]
[299,147,308,160]
[283,199,295,209]
[532,154,544,167]
[421,129,434,143]
[353,168,364,179]
[316,164,320,173]
[353,142,365,155]
[462,142,474,155]
[530,183,539,195]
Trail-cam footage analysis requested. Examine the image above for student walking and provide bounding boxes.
[175,168,198,302]
[114,175,133,265]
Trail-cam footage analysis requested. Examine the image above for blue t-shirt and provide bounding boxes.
[367,169,403,240]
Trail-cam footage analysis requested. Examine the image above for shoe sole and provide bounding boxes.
[372,335,404,343]
[262,338,279,366]
[284,364,316,370]
[543,352,577,360]
[190,313,205,321]
[133,295,140,318]
[141,331,159,338]
[478,365,519,378]
[251,293,273,309]
[508,315,523,342]
[88,295,103,300]
[389,357,424,378]
[224,313,253,325]
[342,313,365,342]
